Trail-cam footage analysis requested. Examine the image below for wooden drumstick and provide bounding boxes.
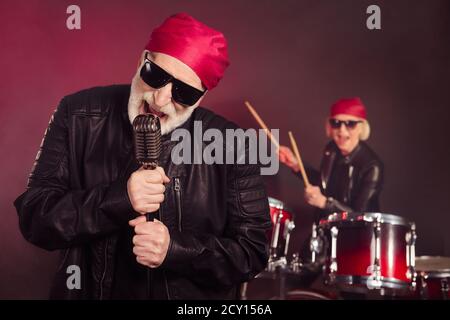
[288,131,310,188]
[245,101,279,149]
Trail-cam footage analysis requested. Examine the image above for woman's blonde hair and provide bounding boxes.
[325,118,371,141]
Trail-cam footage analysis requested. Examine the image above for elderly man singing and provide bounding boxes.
[15,13,271,300]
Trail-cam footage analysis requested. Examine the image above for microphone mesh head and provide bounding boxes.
[132,114,161,169]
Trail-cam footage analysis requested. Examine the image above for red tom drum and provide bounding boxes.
[315,212,416,292]
[415,256,450,300]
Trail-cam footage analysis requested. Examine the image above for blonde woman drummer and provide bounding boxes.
[279,98,383,217]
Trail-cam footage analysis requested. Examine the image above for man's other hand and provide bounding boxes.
[129,217,170,268]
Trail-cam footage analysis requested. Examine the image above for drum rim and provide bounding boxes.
[415,256,450,274]
[331,275,411,290]
[286,289,333,300]
[268,197,294,215]
[414,256,450,275]
[322,212,413,227]
[420,271,450,278]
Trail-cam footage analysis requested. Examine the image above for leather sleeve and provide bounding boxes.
[14,98,137,251]
[160,162,272,288]
[351,162,383,212]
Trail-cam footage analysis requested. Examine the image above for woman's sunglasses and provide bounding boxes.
[140,52,206,107]
[329,118,362,129]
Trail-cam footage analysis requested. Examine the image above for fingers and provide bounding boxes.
[133,244,147,256]
[278,146,289,161]
[142,171,165,184]
[135,254,158,268]
[155,166,170,183]
[130,218,170,268]
[305,185,319,193]
[278,145,299,170]
[279,146,294,159]
[304,185,324,206]
[132,233,165,247]
[140,182,165,195]
[131,193,165,205]
[140,193,165,204]
[132,228,167,267]
[136,255,146,265]
[129,217,162,228]
[150,183,166,195]
[134,222,149,235]
[129,215,146,227]
[278,145,289,153]
[138,166,169,184]
[304,185,320,202]
[279,151,287,163]
[128,167,169,215]
[133,202,161,214]
[136,255,156,268]
[134,221,166,236]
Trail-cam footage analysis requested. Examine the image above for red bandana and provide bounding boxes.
[330,97,367,119]
[145,13,229,90]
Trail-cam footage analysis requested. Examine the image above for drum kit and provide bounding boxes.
[241,197,450,300]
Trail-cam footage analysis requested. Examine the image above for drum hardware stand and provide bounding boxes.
[284,220,295,257]
[290,253,303,273]
[419,274,429,299]
[327,226,339,284]
[441,279,449,300]
[278,269,287,300]
[405,223,417,290]
[267,208,288,272]
[367,215,382,290]
[310,223,324,264]
[267,256,288,272]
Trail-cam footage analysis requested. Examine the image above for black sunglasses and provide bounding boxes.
[329,118,362,129]
[140,52,206,107]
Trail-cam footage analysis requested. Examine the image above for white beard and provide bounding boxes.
[127,71,196,135]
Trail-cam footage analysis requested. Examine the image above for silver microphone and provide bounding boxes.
[132,113,161,221]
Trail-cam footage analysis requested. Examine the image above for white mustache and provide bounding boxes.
[142,91,153,105]
[128,71,196,135]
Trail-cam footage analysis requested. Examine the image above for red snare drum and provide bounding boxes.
[415,256,450,299]
[317,212,416,291]
[267,197,295,264]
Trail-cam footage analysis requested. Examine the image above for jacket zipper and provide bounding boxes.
[162,177,183,300]
[174,177,182,232]
[163,270,171,300]
[347,165,354,203]
[99,238,109,300]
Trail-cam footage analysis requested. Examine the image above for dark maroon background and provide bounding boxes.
[1,0,449,299]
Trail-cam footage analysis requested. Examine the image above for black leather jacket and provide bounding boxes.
[14,85,271,300]
[307,141,383,217]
